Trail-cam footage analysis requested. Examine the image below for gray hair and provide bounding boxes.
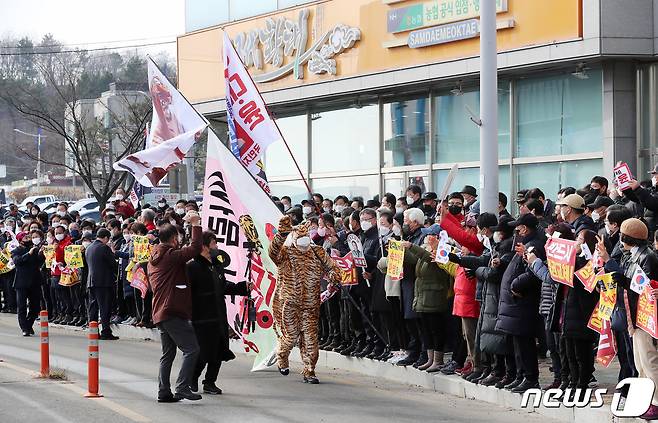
[359,208,377,220]
[404,208,425,225]
[141,208,156,222]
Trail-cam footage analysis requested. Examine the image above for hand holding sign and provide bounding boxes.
[613,162,633,191]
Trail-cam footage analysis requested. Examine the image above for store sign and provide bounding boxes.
[408,19,478,48]
[387,0,507,33]
[233,9,361,83]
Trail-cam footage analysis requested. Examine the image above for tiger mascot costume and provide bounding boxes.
[268,216,340,384]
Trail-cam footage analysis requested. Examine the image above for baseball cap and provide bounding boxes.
[586,196,615,210]
[509,213,539,229]
[556,194,585,210]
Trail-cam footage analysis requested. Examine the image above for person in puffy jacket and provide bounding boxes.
[495,212,546,394]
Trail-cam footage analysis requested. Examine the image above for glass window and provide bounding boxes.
[433,166,511,201]
[312,175,380,202]
[230,0,277,21]
[264,114,307,178]
[185,0,229,32]
[269,180,309,205]
[516,70,603,157]
[383,97,429,167]
[311,104,379,173]
[515,159,603,200]
[433,84,510,164]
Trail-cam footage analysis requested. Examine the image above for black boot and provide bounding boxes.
[504,376,525,391]
[413,350,428,368]
[396,351,420,367]
[354,343,374,358]
[494,374,516,389]
[511,378,540,394]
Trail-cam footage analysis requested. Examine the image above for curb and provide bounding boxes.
[50,322,614,423]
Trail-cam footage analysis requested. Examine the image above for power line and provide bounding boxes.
[0,41,176,56]
[0,35,180,50]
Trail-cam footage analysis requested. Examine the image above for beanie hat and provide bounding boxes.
[620,218,648,240]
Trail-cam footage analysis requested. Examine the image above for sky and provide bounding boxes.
[0,0,185,57]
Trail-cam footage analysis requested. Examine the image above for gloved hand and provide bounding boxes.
[464,268,477,279]
[278,215,293,235]
[448,253,461,264]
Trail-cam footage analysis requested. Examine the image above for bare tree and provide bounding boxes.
[0,49,150,209]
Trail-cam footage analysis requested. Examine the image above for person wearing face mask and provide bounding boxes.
[11,231,45,336]
[348,208,386,359]
[394,208,426,367]
[55,203,70,220]
[175,200,187,217]
[280,196,292,212]
[333,195,349,217]
[157,198,169,214]
[301,199,317,221]
[460,186,478,214]
[556,194,596,235]
[51,226,73,325]
[149,211,203,402]
[421,192,438,221]
[405,185,423,210]
[142,208,157,232]
[321,198,334,215]
[585,195,615,236]
[494,212,546,394]
[115,226,137,326]
[68,223,81,242]
[269,217,341,384]
[187,231,252,396]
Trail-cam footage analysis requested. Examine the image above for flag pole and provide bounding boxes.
[221,31,315,202]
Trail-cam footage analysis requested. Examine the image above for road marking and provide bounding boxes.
[0,361,151,422]
[0,385,74,423]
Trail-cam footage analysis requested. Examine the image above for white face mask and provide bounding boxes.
[51,222,60,228]
[323,207,331,213]
[591,211,600,223]
[406,196,415,205]
[493,232,503,244]
[334,205,345,214]
[395,207,404,214]
[317,227,326,237]
[302,206,312,215]
[158,202,166,208]
[57,211,66,217]
[47,236,54,245]
[392,226,402,236]
[361,221,373,232]
[560,209,568,221]
[124,234,132,242]
[379,226,391,237]
[83,230,92,236]
[55,233,65,241]
[32,238,42,246]
[296,236,311,251]
[175,208,185,215]
[82,241,91,248]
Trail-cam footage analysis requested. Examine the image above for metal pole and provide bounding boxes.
[36,129,41,189]
[479,0,499,214]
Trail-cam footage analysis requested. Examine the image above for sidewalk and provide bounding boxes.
[9,315,624,423]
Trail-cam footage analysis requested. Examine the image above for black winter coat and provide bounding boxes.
[495,230,546,337]
[400,227,425,319]
[187,254,248,362]
[361,227,389,312]
[12,245,45,289]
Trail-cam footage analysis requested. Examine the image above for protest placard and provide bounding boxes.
[636,280,658,339]
[132,235,151,263]
[545,237,578,287]
[64,245,84,269]
[347,234,367,267]
[387,240,405,281]
[613,162,633,191]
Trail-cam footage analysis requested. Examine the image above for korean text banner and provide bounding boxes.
[545,237,578,287]
[387,240,404,281]
[202,130,282,371]
[223,32,282,193]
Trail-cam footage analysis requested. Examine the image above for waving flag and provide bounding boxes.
[223,32,282,194]
[202,130,281,371]
[114,58,207,187]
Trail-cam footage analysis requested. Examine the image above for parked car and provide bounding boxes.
[69,198,99,213]
[40,202,59,217]
[19,195,58,212]
[79,209,100,223]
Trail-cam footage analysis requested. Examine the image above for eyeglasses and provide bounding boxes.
[447,202,463,207]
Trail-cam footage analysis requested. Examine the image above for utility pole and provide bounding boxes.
[14,128,46,189]
[479,0,499,214]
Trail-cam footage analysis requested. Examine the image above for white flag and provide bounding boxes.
[631,265,651,295]
[114,58,207,186]
[146,59,206,148]
[223,32,282,193]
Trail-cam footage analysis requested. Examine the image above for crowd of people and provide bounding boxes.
[271,173,658,420]
[3,169,658,414]
[0,189,246,401]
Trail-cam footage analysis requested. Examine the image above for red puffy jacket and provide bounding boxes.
[452,266,480,318]
[440,212,484,256]
[52,235,72,276]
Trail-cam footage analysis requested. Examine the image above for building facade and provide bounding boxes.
[179,0,657,204]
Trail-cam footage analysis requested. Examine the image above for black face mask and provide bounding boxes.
[422,204,434,214]
[448,205,463,216]
[402,224,411,235]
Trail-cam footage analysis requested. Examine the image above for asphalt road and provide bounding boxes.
[0,315,556,423]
